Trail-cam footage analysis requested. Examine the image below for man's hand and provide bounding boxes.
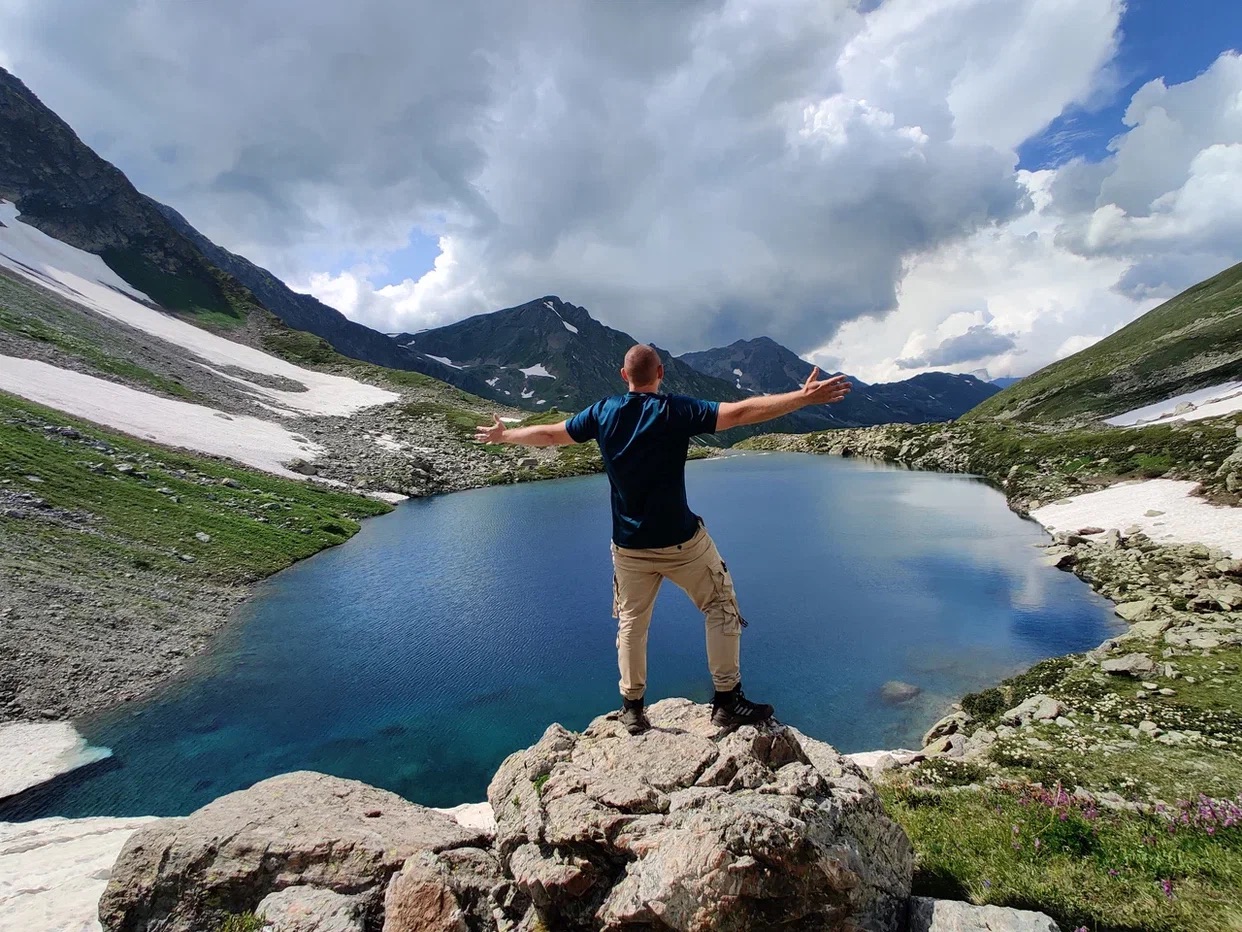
[474,414,508,445]
[799,368,851,406]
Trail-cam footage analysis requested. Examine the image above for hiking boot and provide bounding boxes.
[711,685,774,727]
[620,696,651,735]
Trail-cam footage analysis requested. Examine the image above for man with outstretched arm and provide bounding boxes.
[475,344,850,734]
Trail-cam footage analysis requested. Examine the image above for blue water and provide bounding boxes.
[3,453,1119,820]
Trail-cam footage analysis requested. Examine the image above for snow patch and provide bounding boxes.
[0,722,112,802]
[485,377,500,387]
[0,201,395,418]
[373,434,405,452]
[432,802,495,836]
[1106,381,1242,426]
[0,816,158,932]
[0,356,326,479]
[1031,479,1242,556]
[542,300,578,334]
[521,388,535,399]
[536,399,547,405]
[733,368,744,377]
[367,490,408,504]
[520,364,555,379]
[425,354,466,370]
[562,320,579,334]
[500,417,521,424]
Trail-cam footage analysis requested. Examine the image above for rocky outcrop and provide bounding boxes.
[487,698,913,931]
[97,704,918,932]
[99,772,491,932]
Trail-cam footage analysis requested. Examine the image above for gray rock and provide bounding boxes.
[923,711,971,747]
[257,886,365,932]
[1101,653,1156,677]
[1115,599,1155,622]
[487,699,913,932]
[1001,694,1063,727]
[923,734,968,758]
[907,896,1060,931]
[99,771,488,932]
[880,680,922,704]
[193,531,212,543]
[383,847,506,932]
[288,458,321,476]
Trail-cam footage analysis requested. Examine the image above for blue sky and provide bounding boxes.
[1019,0,1242,168]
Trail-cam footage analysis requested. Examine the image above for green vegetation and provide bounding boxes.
[533,773,550,796]
[0,272,199,399]
[968,260,1242,423]
[0,393,389,583]
[215,914,266,932]
[101,245,250,322]
[882,782,1242,932]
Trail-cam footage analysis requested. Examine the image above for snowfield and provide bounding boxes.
[0,357,323,478]
[1032,479,1242,557]
[0,722,111,803]
[520,364,555,379]
[0,201,396,418]
[425,354,466,370]
[1107,381,1242,426]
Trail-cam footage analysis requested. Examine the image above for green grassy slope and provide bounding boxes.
[0,393,391,584]
[968,261,1242,423]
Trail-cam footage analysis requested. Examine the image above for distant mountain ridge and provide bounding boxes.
[678,337,1002,428]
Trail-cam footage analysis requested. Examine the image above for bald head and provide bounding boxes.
[622,344,663,390]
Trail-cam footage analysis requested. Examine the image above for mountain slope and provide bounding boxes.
[396,295,751,412]
[968,261,1242,423]
[679,337,1001,428]
[0,67,255,321]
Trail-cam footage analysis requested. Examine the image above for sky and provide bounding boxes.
[1,0,1239,382]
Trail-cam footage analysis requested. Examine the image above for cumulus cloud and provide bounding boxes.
[895,324,1017,369]
[0,0,1125,354]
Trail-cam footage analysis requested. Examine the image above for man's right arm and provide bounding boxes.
[715,368,850,431]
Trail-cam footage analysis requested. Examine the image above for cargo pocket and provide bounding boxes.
[708,564,744,636]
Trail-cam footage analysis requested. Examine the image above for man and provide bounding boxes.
[475,344,850,734]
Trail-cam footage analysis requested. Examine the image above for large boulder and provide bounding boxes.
[382,847,509,932]
[907,897,1060,931]
[487,698,913,931]
[99,771,490,932]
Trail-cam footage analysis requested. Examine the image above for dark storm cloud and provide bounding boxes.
[896,324,1016,369]
[0,0,1035,351]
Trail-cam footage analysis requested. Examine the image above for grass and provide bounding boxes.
[216,914,266,932]
[882,783,1242,932]
[0,392,390,583]
[0,272,199,399]
[967,260,1242,423]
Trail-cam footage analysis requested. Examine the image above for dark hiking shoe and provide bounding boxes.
[620,697,651,735]
[711,686,774,727]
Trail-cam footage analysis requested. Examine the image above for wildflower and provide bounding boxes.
[1161,878,1175,900]
[1108,869,1119,877]
[1033,837,1042,851]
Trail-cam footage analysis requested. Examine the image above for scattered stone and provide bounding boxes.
[517,457,539,469]
[1042,546,1076,568]
[923,734,967,758]
[193,532,211,544]
[1115,599,1155,622]
[1001,694,1063,727]
[288,458,321,477]
[923,711,970,747]
[1101,653,1156,677]
[1144,509,1165,517]
[1076,526,1105,536]
[1138,720,1162,737]
[220,478,243,489]
[908,897,1060,932]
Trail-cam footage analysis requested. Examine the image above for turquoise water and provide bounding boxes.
[4,453,1119,819]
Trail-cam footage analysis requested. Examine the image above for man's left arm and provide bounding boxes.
[473,416,577,447]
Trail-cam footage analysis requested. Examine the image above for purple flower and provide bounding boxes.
[1161,878,1175,900]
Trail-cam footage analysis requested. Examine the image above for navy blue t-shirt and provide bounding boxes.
[566,392,719,549]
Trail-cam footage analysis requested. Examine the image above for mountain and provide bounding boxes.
[0,67,256,322]
[678,337,1001,428]
[394,296,750,414]
[968,261,1242,423]
[990,377,1022,389]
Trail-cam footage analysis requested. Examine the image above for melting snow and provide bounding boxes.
[1032,479,1242,557]
[425,354,466,370]
[521,388,535,399]
[0,722,112,802]
[0,356,326,479]
[562,321,579,334]
[373,434,405,452]
[536,399,547,405]
[733,368,744,377]
[1106,381,1242,426]
[485,377,500,387]
[0,201,395,418]
[520,364,555,379]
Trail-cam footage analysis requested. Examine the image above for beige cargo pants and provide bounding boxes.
[610,524,743,700]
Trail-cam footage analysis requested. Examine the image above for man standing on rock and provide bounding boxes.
[476,344,850,734]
